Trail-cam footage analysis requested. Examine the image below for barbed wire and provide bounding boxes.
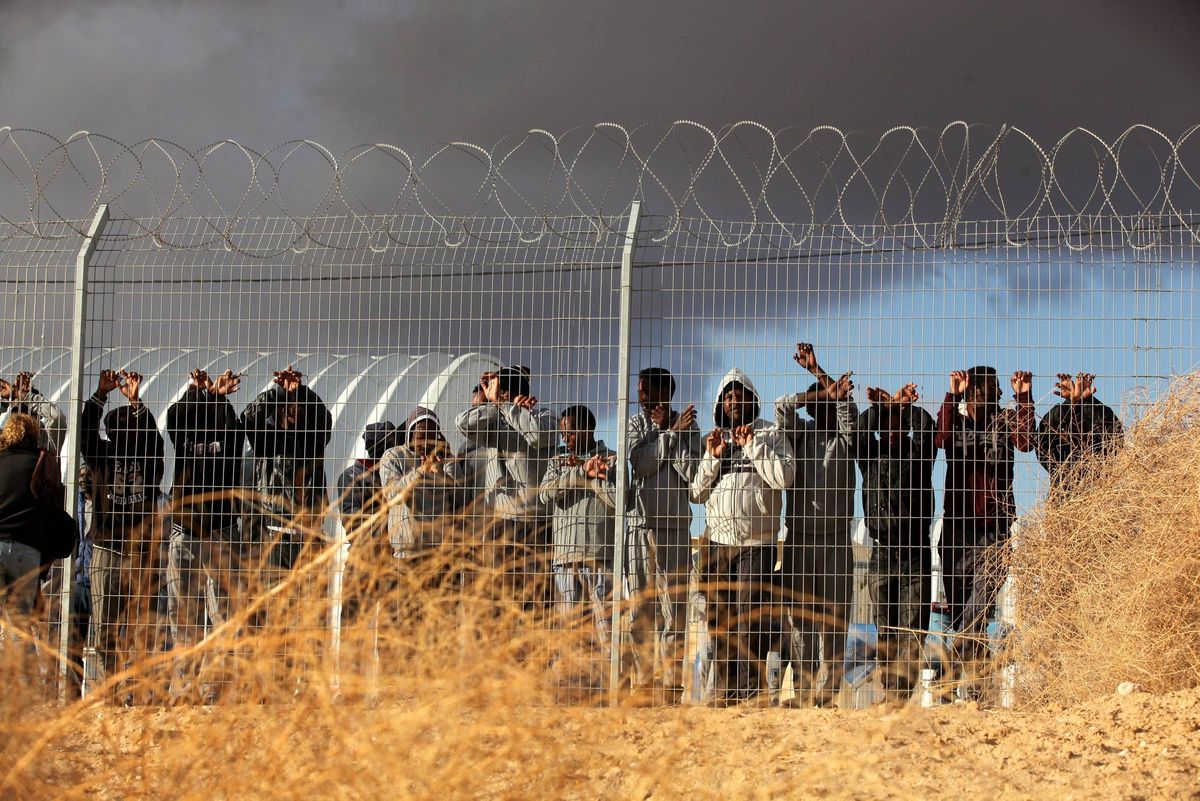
[0,121,1197,256]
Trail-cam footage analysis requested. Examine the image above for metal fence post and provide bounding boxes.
[608,201,641,701]
[58,205,109,698]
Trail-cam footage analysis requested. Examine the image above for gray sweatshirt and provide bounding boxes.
[626,409,700,536]
[774,392,858,537]
[379,444,473,556]
[454,401,558,522]
[539,440,617,566]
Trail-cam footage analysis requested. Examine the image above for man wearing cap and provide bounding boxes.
[455,366,558,609]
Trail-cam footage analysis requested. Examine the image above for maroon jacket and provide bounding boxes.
[935,392,1035,540]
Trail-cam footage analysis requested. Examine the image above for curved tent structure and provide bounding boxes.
[0,347,503,533]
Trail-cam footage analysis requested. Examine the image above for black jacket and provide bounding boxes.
[0,445,71,556]
[854,404,936,546]
[166,387,245,535]
[1037,397,1123,485]
[240,384,332,529]
[80,393,165,544]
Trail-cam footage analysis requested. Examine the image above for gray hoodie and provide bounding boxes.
[454,401,558,522]
[690,369,795,547]
[626,408,700,535]
[539,440,617,566]
[774,391,858,538]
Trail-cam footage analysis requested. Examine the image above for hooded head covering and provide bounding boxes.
[712,368,761,429]
[405,406,442,438]
[497,366,532,399]
[362,421,399,460]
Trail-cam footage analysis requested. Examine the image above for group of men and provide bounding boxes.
[0,344,1123,706]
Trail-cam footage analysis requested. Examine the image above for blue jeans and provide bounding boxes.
[0,540,41,617]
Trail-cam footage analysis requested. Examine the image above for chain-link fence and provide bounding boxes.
[0,123,1197,707]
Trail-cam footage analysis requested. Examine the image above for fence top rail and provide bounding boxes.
[0,122,1197,254]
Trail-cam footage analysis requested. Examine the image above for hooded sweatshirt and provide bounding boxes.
[454,399,558,522]
[626,408,700,535]
[854,404,936,546]
[240,383,332,526]
[690,369,795,547]
[774,389,858,538]
[380,407,473,556]
[80,392,166,544]
[166,386,245,536]
[1036,397,1123,485]
[540,439,617,566]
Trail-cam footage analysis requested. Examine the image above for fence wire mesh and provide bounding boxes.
[0,124,1197,708]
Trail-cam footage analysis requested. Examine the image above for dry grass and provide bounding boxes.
[5,382,1200,798]
[1012,374,1200,705]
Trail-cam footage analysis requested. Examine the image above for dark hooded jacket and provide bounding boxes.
[240,384,332,529]
[166,386,245,535]
[80,392,166,545]
[1036,397,1123,485]
[0,436,76,557]
[854,404,936,546]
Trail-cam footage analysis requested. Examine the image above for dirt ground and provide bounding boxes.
[37,686,1199,801]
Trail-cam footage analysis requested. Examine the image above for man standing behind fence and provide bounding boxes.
[774,343,857,707]
[855,383,936,698]
[241,366,333,574]
[936,366,1034,673]
[624,367,700,696]
[164,368,246,704]
[690,369,794,703]
[540,405,618,685]
[81,369,166,703]
[455,367,557,610]
[1036,372,1123,490]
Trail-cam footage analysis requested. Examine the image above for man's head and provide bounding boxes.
[496,366,531,403]
[966,365,1001,414]
[559,405,597,455]
[470,384,487,408]
[637,367,676,413]
[363,421,400,460]
[720,381,755,426]
[802,381,838,425]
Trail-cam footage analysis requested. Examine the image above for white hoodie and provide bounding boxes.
[689,368,795,547]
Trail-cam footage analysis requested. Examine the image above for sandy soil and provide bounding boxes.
[38,686,1199,801]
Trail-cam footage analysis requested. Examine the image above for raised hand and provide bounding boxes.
[0,378,11,401]
[826,372,854,401]
[950,370,970,395]
[272,365,303,394]
[793,342,818,372]
[895,383,919,405]
[650,403,669,429]
[731,424,754,447]
[480,371,500,404]
[865,387,892,405]
[97,369,120,397]
[418,449,445,475]
[189,368,212,391]
[1053,373,1076,401]
[1076,372,1097,401]
[13,371,33,401]
[671,404,697,432]
[118,370,143,404]
[583,454,611,480]
[705,428,727,458]
[1011,370,1033,396]
[211,369,241,397]
[512,394,537,410]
